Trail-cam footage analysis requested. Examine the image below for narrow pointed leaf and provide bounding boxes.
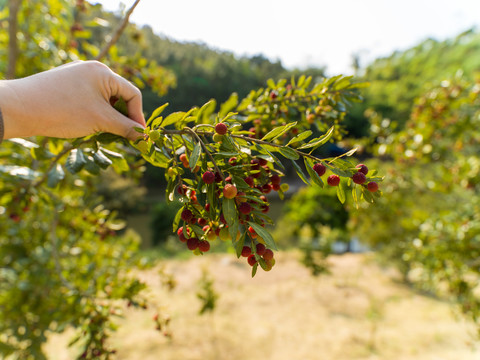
[247,222,277,251]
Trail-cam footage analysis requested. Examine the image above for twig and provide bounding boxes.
[95,0,141,61]
[6,0,21,79]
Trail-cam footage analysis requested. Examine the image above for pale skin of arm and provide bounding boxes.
[0,60,145,141]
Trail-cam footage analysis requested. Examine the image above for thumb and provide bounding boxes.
[106,106,145,141]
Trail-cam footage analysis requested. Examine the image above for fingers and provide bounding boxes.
[110,74,146,127]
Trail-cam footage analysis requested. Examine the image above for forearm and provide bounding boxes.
[0,79,29,140]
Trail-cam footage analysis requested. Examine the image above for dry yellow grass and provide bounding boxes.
[46,252,480,360]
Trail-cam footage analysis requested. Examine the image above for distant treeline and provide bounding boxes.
[95,6,480,135]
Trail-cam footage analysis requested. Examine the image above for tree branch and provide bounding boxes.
[95,0,141,61]
[7,0,22,79]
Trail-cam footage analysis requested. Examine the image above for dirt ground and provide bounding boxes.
[45,252,480,360]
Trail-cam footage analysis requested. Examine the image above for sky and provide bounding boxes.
[96,0,480,75]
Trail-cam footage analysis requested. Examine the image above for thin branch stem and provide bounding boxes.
[95,0,141,61]
[7,0,22,79]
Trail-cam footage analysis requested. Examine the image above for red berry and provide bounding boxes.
[223,184,238,199]
[219,213,227,224]
[241,246,252,257]
[179,153,188,163]
[356,164,368,175]
[248,226,257,239]
[352,171,367,185]
[215,122,228,135]
[247,254,257,266]
[181,209,193,222]
[327,175,340,186]
[238,202,252,215]
[244,176,254,188]
[187,238,199,250]
[367,181,379,192]
[258,158,268,166]
[197,218,208,227]
[272,184,280,191]
[261,205,270,213]
[177,226,190,242]
[205,203,211,211]
[177,184,187,195]
[270,91,277,100]
[270,174,281,185]
[198,240,210,252]
[251,158,261,170]
[263,249,274,261]
[313,163,326,177]
[256,243,266,256]
[262,184,272,194]
[228,157,237,166]
[202,171,215,184]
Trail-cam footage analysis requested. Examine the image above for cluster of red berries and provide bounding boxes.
[311,162,379,192]
[241,242,275,271]
[173,125,282,270]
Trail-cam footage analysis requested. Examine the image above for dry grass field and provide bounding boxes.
[46,252,480,360]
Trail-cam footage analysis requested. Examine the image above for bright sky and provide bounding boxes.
[97,0,480,75]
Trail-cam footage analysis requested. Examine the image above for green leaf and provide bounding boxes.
[251,263,258,278]
[93,150,113,169]
[8,138,39,149]
[291,160,310,185]
[352,186,359,209]
[161,112,186,128]
[0,165,40,181]
[147,103,169,126]
[286,130,312,146]
[361,187,375,204]
[247,222,277,251]
[267,78,276,89]
[189,142,202,169]
[197,99,216,121]
[219,93,238,118]
[261,122,297,142]
[84,157,100,175]
[94,132,124,144]
[337,181,346,204]
[279,146,300,160]
[113,97,128,116]
[31,146,55,160]
[297,126,334,150]
[65,149,87,174]
[234,232,246,258]
[47,164,65,188]
[222,198,236,227]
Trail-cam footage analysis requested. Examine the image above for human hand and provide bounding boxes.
[0,60,145,141]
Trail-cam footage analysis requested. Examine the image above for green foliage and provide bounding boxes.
[354,75,480,335]
[353,29,480,130]
[196,269,219,315]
